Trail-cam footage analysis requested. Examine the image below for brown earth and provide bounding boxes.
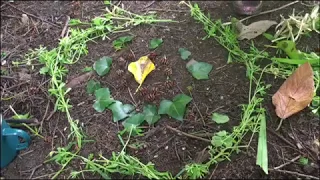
[1,1,319,179]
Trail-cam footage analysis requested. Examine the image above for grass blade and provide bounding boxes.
[271,57,320,65]
[256,111,268,174]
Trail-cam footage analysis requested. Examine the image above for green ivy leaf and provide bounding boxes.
[122,113,145,135]
[93,56,112,76]
[149,38,163,50]
[159,94,192,121]
[211,113,229,124]
[86,80,101,94]
[112,36,134,51]
[178,48,191,60]
[143,104,161,125]
[108,101,135,122]
[186,59,213,80]
[93,88,115,112]
[158,100,173,115]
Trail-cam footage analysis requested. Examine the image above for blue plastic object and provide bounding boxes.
[1,115,31,168]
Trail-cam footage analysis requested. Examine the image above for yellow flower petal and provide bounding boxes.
[128,56,155,92]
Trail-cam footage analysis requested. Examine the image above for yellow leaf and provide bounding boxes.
[128,56,155,93]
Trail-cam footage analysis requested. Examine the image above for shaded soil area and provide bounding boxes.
[1,1,319,179]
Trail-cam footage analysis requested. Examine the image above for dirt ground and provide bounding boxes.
[1,1,319,179]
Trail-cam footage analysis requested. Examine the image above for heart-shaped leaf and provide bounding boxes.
[158,100,173,115]
[149,38,163,50]
[272,62,315,119]
[178,48,191,60]
[93,88,115,112]
[159,94,192,121]
[128,56,155,92]
[122,113,145,134]
[93,56,112,76]
[186,59,213,80]
[211,113,229,124]
[112,35,134,51]
[108,101,135,122]
[86,80,101,94]
[235,20,277,40]
[143,104,161,125]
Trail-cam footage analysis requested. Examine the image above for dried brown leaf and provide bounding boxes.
[66,71,94,89]
[272,62,315,119]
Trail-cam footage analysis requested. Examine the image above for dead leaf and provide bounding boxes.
[128,56,155,93]
[272,62,315,119]
[236,20,277,40]
[66,71,94,89]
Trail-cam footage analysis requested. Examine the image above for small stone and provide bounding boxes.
[182,147,186,151]
[165,146,169,150]
[153,154,158,158]
[220,96,224,100]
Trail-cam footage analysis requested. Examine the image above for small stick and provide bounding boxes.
[267,128,296,149]
[128,87,137,106]
[5,2,60,28]
[29,164,43,179]
[40,100,50,133]
[274,155,301,170]
[143,0,155,9]
[150,136,175,155]
[209,164,219,179]
[223,1,299,25]
[142,8,189,13]
[269,169,320,180]
[166,125,211,143]
[60,15,70,38]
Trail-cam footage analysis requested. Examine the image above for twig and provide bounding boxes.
[267,128,297,149]
[209,164,219,179]
[33,172,56,179]
[128,87,137,106]
[274,155,301,170]
[46,110,55,121]
[190,93,206,126]
[166,125,211,143]
[5,2,60,28]
[269,169,320,180]
[150,136,175,155]
[29,164,43,179]
[143,0,155,9]
[60,15,70,38]
[142,8,189,13]
[5,81,30,91]
[223,1,299,25]
[40,100,50,133]
[18,150,34,157]
[20,163,42,173]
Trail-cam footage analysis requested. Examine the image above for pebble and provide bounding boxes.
[182,147,186,151]
[165,146,169,150]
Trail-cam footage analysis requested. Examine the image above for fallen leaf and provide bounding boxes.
[108,101,135,122]
[86,79,101,94]
[149,38,163,49]
[66,71,94,89]
[178,48,191,60]
[211,113,229,124]
[158,94,192,121]
[128,56,155,92]
[235,20,277,40]
[93,56,112,76]
[143,104,161,125]
[272,62,315,119]
[93,88,115,112]
[186,59,213,80]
